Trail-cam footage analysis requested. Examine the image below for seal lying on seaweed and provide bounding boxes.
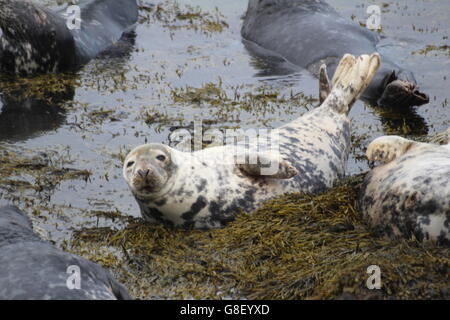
[123,53,381,229]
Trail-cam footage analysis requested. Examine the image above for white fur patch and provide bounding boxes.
[417,214,449,242]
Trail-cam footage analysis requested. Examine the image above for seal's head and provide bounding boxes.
[377,69,429,108]
[123,144,178,199]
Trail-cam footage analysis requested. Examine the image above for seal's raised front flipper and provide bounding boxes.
[70,0,139,64]
[366,136,417,164]
[323,53,380,114]
[236,152,298,179]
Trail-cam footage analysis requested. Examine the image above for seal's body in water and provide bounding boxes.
[0,205,132,299]
[0,0,138,76]
[359,129,450,246]
[123,53,380,229]
[241,0,429,108]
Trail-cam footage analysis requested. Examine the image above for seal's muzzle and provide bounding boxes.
[378,72,429,108]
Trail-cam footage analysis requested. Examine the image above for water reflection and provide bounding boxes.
[371,105,429,136]
[0,83,72,142]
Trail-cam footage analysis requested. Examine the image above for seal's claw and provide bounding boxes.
[366,135,415,164]
[237,154,298,179]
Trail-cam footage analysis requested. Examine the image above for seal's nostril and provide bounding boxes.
[413,89,429,103]
[138,169,150,178]
[413,88,423,96]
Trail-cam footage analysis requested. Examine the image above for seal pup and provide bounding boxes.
[359,129,450,246]
[241,0,429,108]
[0,0,138,76]
[123,53,381,229]
[0,205,132,299]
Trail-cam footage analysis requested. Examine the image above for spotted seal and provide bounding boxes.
[359,128,450,246]
[0,0,138,76]
[0,205,132,299]
[241,0,429,108]
[123,53,381,229]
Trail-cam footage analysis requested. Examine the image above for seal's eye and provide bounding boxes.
[126,161,135,168]
[156,155,166,161]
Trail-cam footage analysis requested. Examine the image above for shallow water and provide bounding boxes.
[0,0,449,245]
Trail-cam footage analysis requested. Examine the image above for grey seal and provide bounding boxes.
[359,129,450,246]
[241,0,429,108]
[0,0,138,76]
[0,205,132,299]
[123,53,381,229]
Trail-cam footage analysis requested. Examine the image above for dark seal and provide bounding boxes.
[0,205,132,299]
[241,0,429,108]
[0,0,138,76]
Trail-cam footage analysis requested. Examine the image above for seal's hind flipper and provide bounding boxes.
[325,53,381,114]
[236,153,298,179]
[319,64,331,104]
[366,136,416,164]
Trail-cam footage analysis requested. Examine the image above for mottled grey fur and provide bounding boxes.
[359,134,450,246]
[124,54,380,229]
[0,205,132,299]
[0,0,138,76]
